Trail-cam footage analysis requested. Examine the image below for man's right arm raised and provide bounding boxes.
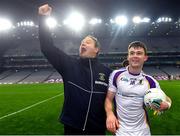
[38,4,71,74]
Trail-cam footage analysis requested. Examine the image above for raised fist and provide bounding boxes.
[38,4,52,16]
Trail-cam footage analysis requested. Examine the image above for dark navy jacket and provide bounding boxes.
[39,16,112,131]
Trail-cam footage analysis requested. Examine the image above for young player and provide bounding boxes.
[105,41,172,135]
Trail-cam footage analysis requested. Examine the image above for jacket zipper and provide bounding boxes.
[83,59,94,131]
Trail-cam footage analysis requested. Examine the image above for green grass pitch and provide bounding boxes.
[0,80,179,135]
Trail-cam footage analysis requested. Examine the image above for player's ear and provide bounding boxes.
[144,55,148,61]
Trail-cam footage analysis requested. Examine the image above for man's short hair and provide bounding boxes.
[128,41,147,55]
[87,35,101,48]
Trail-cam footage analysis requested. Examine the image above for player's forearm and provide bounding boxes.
[105,98,114,117]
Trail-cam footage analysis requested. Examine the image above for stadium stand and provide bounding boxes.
[44,71,63,83]
[0,49,179,83]
[0,69,33,84]
[19,69,54,84]
[160,66,180,80]
[0,70,13,80]
[143,66,166,76]
[0,19,180,83]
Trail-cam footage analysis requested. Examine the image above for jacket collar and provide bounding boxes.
[79,57,98,66]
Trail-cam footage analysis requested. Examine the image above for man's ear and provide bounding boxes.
[96,48,100,54]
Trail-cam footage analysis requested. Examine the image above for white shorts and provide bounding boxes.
[116,128,151,136]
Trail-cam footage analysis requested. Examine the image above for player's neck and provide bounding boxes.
[128,66,142,75]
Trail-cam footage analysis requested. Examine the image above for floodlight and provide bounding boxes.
[114,16,128,26]
[142,17,150,23]
[110,19,114,24]
[63,12,85,31]
[133,16,141,24]
[46,17,57,28]
[157,17,172,23]
[0,18,12,31]
[133,16,150,23]
[89,18,102,25]
[17,21,35,27]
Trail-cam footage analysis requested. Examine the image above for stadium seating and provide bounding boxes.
[0,31,180,83]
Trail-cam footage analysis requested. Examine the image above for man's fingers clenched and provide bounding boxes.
[38,4,52,15]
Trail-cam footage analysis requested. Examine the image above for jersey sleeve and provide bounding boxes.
[108,71,118,93]
[145,75,161,89]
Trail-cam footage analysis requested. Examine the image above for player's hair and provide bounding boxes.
[128,41,147,55]
[86,35,101,48]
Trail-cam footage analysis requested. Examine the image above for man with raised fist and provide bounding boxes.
[38,4,112,135]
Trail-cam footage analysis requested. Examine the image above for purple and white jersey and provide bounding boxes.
[108,67,160,133]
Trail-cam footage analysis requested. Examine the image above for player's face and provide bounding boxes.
[79,36,99,58]
[127,47,148,69]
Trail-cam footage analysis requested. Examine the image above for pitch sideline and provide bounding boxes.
[0,93,64,120]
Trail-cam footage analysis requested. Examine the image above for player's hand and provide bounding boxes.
[150,98,162,110]
[38,4,52,16]
[106,113,119,134]
[152,100,171,115]
[159,101,170,111]
[151,99,170,111]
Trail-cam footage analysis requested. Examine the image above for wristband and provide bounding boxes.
[166,101,171,109]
